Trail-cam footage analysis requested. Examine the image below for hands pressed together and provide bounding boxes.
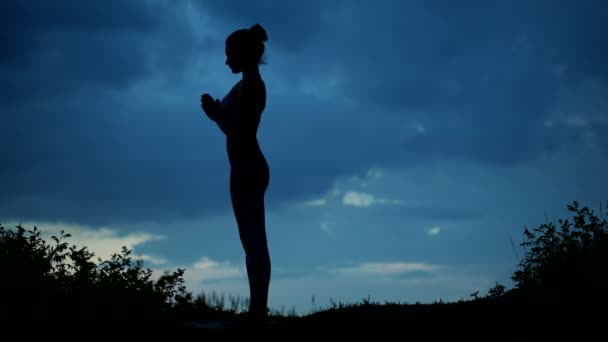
[201,93,221,121]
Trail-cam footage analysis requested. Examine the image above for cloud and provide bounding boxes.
[0,1,192,105]
[427,226,441,236]
[342,191,404,208]
[190,256,244,282]
[139,257,248,309]
[191,0,331,51]
[308,1,608,167]
[366,169,384,180]
[0,0,224,226]
[292,169,482,224]
[342,191,375,208]
[541,79,608,153]
[154,256,245,297]
[2,0,607,228]
[137,254,168,265]
[12,220,166,264]
[333,262,440,277]
[304,198,328,207]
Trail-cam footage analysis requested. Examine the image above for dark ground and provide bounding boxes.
[15,299,605,339]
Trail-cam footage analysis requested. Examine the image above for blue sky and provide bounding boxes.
[1,0,607,315]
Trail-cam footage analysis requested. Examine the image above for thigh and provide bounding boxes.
[230,188,267,246]
[230,171,266,224]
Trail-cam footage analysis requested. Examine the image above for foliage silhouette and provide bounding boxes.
[510,200,608,308]
[0,223,214,330]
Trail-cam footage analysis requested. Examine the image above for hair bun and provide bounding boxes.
[250,23,268,43]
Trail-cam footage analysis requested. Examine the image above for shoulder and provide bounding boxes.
[240,78,265,98]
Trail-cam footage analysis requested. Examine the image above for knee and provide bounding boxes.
[244,240,270,261]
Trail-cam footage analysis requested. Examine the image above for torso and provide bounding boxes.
[220,73,267,170]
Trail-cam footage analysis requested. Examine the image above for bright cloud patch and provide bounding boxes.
[342,191,376,207]
[16,221,166,264]
[427,226,441,236]
[342,191,404,207]
[137,254,168,265]
[189,256,244,282]
[334,262,439,277]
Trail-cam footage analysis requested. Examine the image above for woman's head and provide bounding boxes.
[225,24,268,73]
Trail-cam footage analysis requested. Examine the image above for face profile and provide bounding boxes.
[225,43,244,74]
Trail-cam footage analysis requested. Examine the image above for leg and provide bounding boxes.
[230,169,271,319]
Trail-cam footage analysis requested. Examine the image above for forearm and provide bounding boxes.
[211,110,230,135]
[216,119,229,135]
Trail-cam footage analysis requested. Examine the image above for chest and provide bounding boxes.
[220,81,242,117]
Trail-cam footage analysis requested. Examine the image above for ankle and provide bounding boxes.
[248,308,269,321]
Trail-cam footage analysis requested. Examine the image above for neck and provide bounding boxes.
[242,66,260,80]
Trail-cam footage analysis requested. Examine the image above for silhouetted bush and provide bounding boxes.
[511,200,608,307]
[0,223,197,327]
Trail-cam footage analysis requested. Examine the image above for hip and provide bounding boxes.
[229,153,270,192]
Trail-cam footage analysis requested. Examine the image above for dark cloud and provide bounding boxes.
[1,1,158,32]
[304,0,608,166]
[0,0,218,225]
[0,88,234,226]
[193,0,331,52]
[0,0,204,105]
[1,1,156,81]
[527,0,608,81]
[1,0,606,226]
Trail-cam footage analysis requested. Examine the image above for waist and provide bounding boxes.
[226,138,265,164]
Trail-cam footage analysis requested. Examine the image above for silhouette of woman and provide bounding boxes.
[200,24,271,323]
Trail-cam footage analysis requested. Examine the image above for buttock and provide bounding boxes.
[230,160,269,196]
